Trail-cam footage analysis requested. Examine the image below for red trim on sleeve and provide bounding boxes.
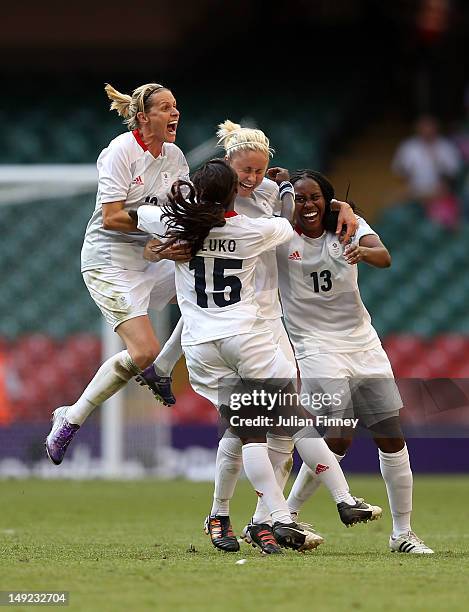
[224,211,238,218]
[132,129,148,151]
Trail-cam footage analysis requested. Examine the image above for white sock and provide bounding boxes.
[66,350,138,425]
[210,433,243,516]
[242,443,292,525]
[252,435,294,525]
[288,452,344,515]
[293,430,355,505]
[379,445,413,538]
[153,318,183,377]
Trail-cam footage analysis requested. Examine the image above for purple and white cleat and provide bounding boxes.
[45,406,80,465]
[135,366,176,406]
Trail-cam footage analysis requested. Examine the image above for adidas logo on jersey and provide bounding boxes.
[315,464,329,475]
[132,176,144,185]
[288,250,302,260]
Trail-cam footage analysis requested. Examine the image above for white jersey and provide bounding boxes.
[234,177,283,320]
[81,130,189,273]
[277,217,381,357]
[136,207,293,345]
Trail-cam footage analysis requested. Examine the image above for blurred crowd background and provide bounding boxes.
[0,0,468,476]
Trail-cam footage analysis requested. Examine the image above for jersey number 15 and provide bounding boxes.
[190,256,243,308]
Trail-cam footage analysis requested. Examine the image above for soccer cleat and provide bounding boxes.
[337,497,383,527]
[241,523,283,555]
[389,531,434,554]
[45,406,80,465]
[290,511,324,544]
[135,366,176,406]
[204,515,240,552]
[273,521,324,552]
[294,521,325,547]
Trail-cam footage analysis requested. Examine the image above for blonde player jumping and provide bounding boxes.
[46,82,190,464]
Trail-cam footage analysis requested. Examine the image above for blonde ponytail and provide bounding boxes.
[104,83,132,119]
[104,82,168,130]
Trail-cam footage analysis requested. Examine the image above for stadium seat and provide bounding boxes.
[171,389,218,425]
[432,335,469,358]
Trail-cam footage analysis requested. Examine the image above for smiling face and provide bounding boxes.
[139,89,179,144]
[294,177,327,237]
[229,150,269,197]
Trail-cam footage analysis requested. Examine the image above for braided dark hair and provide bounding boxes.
[158,159,238,256]
[290,169,357,233]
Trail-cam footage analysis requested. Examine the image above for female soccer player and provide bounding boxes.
[137,159,382,554]
[280,170,433,554]
[46,82,190,464]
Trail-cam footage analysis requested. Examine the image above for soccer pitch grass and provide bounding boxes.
[1,476,468,612]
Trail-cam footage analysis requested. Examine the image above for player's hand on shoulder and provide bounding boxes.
[161,241,192,262]
[343,243,365,265]
[331,199,359,244]
[267,167,290,184]
[143,238,164,262]
[144,238,192,263]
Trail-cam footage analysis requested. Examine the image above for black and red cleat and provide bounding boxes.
[204,515,240,552]
[242,523,283,555]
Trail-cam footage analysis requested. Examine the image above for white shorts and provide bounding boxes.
[183,322,297,409]
[266,317,296,367]
[83,261,176,331]
[297,345,403,427]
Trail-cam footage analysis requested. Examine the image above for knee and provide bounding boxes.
[369,416,403,439]
[131,345,159,369]
[375,438,406,453]
[326,437,353,456]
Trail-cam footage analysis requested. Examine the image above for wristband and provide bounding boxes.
[279,181,294,199]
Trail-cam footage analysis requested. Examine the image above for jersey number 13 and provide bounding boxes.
[309,269,332,292]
